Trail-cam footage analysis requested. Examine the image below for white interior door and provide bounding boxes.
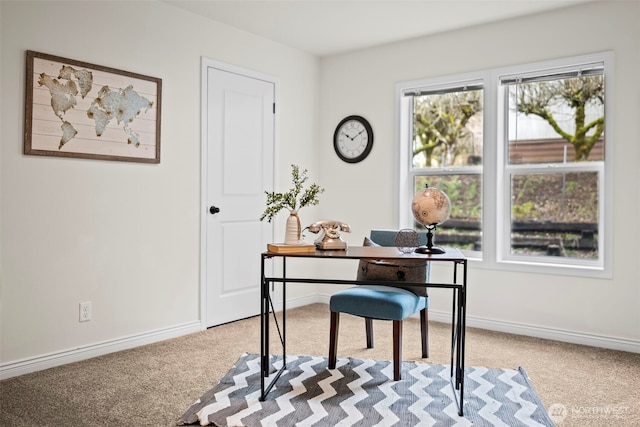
[203,60,274,327]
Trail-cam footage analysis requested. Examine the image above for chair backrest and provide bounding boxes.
[369,229,431,280]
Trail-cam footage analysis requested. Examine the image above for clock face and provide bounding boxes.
[333,115,373,163]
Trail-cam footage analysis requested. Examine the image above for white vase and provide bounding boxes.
[284,210,301,244]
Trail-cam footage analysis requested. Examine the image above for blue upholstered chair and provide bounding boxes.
[328,229,431,381]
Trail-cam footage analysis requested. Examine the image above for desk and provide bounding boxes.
[260,246,468,416]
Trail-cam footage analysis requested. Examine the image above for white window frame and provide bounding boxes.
[395,52,613,278]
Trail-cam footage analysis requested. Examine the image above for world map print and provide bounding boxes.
[38,65,153,150]
[25,51,161,163]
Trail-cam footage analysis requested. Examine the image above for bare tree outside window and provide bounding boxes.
[506,72,604,259]
[413,90,483,168]
[509,75,604,162]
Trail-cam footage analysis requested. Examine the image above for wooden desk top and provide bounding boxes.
[265,245,466,262]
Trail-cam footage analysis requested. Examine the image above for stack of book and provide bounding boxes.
[267,243,316,253]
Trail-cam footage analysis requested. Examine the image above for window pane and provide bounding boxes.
[414,175,482,251]
[510,172,598,259]
[508,75,604,165]
[412,89,483,168]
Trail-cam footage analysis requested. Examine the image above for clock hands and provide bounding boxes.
[345,129,365,141]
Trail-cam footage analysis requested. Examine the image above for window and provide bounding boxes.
[401,81,484,253]
[397,53,612,277]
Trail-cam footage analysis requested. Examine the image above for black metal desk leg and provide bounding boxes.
[456,287,464,415]
[282,258,286,362]
[456,287,463,389]
[260,255,288,401]
[458,262,468,416]
[450,288,457,377]
[260,255,269,393]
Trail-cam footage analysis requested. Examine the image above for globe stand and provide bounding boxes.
[415,224,446,254]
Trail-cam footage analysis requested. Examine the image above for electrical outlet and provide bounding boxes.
[79,301,92,322]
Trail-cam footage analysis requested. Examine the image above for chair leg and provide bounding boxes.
[420,308,429,358]
[393,320,403,381]
[329,311,339,369]
[365,318,374,348]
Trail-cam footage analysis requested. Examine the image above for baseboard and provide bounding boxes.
[314,293,640,354]
[447,313,640,354]
[0,295,318,380]
[4,295,637,380]
[0,321,203,380]
[270,294,323,311]
[419,310,640,354]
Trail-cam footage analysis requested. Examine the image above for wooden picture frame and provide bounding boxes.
[24,50,161,163]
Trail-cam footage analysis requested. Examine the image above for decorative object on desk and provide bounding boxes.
[284,210,301,245]
[266,243,315,253]
[395,228,421,253]
[307,220,351,250]
[411,184,451,254]
[177,353,555,427]
[260,164,324,245]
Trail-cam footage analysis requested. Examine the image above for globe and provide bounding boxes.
[411,187,451,226]
[411,186,451,254]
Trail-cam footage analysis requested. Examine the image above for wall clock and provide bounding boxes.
[333,115,374,163]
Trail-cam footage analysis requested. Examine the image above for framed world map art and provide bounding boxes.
[24,50,162,163]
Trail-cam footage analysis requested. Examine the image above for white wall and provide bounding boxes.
[317,1,640,350]
[0,0,319,375]
[1,0,638,379]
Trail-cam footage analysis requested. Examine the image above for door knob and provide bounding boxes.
[209,206,221,215]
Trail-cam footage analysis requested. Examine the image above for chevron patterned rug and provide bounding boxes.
[177,353,555,427]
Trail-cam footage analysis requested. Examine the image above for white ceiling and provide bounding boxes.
[163,0,592,57]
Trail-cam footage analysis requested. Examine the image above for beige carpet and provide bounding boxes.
[1,303,639,426]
